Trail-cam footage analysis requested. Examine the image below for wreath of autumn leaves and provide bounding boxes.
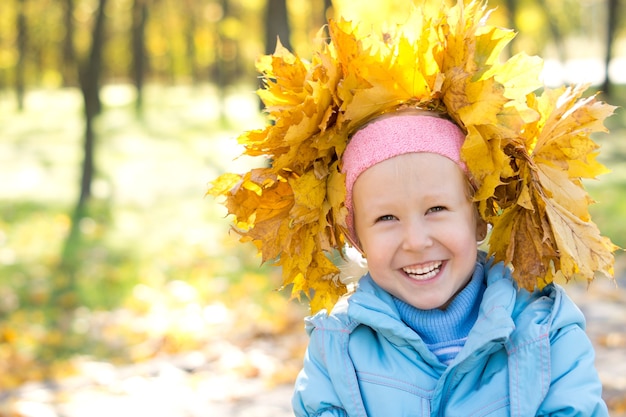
[208,0,618,313]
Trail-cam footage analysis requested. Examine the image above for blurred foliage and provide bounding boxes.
[0,0,622,90]
[0,85,309,390]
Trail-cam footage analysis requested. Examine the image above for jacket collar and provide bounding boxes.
[347,255,518,363]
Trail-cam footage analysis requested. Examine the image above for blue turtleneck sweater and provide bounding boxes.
[393,263,486,365]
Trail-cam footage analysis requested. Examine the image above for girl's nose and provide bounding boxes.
[401,218,433,251]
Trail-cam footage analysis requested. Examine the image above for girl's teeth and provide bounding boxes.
[403,262,442,280]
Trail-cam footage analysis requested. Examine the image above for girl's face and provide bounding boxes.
[352,152,485,310]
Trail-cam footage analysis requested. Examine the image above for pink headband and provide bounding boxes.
[342,114,467,238]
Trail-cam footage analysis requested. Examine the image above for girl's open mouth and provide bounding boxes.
[402,261,443,281]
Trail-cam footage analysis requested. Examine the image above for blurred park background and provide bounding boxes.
[0,0,625,415]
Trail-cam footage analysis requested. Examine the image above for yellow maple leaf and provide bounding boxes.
[489,202,552,290]
[290,171,327,225]
[486,84,618,289]
[545,198,616,283]
[207,172,244,199]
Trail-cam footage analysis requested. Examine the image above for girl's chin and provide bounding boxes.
[396,292,454,311]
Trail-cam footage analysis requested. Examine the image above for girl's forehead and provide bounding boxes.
[361,152,463,178]
[354,152,468,194]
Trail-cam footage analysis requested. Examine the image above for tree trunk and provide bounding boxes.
[132,0,148,113]
[265,0,292,53]
[258,0,292,112]
[602,0,619,97]
[16,0,27,111]
[61,0,77,86]
[59,0,108,316]
[77,0,107,207]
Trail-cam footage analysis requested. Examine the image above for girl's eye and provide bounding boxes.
[427,206,446,214]
[377,214,396,222]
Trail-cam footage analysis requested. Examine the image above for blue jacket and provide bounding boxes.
[292,258,608,417]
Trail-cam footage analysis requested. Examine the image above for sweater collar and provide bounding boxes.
[392,261,487,345]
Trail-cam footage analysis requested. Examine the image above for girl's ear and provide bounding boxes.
[476,218,489,243]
